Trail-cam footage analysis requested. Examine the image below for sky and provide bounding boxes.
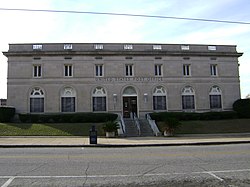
[0,0,250,99]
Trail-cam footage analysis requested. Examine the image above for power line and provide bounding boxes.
[0,7,250,25]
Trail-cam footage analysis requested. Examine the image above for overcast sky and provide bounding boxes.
[0,0,250,99]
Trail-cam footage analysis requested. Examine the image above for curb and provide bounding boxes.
[1,140,250,148]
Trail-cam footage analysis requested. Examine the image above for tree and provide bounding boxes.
[233,99,250,118]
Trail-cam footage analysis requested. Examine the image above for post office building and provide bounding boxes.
[3,43,243,118]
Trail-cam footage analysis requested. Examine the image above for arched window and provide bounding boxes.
[30,87,44,113]
[92,87,107,111]
[209,86,222,109]
[61,87,76,112]
[182,86,195,110]
[122,86,137,96]
[153,86,167,110]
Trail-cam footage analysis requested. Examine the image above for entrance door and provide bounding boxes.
[123,96,137,118]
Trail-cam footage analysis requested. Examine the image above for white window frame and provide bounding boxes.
[125,64,134,77]
[124,44,133,50]
[153,86,167,111]
[210,64,218,76]
[182,86,195,110]
[64,44,73,50]
[92,87,107,112]
[154,64,163,76]
[32,44,43,50]
[209,86,222,109]
[181,45,190,50]
[30,87,44,113]
[95,64,104,77]
[61,87,76,113]
[64,64,73,77]
[153,45,162,50]
[33,65,42,78]
[208,46,217,51]
[94,44,103,50]
[183,64,191,76]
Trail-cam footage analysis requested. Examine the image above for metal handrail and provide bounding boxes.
[116,113,125,135]
[132,112,141,136]
[146,113,161,136]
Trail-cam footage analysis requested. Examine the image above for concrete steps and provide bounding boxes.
[139,119,154,136]
[124,119,154,137]
[124,119,139,137]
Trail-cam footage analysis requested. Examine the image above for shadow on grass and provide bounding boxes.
[157,119,250,134]
[2,123,33,129]
[0,123,105,136]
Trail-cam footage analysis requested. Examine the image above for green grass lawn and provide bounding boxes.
[0,123,105,136]
[1,119,250,136]
[157,119,250,134]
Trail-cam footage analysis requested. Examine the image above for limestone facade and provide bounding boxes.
[3,43,242,117]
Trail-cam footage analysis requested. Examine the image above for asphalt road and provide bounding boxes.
[0,144,250,186]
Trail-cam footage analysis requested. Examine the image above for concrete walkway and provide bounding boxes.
[1,133,250,147]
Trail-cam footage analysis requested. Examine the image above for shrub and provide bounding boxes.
[149,111,238,122]
[163,117,181,136]
[102,121,120,132]
[18,113,118,123]
[233,99,250,118]
[0,107,15,122]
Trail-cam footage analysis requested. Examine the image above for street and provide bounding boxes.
[0,144,250,186]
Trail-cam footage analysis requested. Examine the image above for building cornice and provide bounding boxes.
[2,43,243,58]
[3,50,243,57]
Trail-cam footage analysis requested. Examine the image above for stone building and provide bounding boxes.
[3,43,243,118]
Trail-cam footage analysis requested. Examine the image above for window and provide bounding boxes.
[64,44,72,50]
[208,46,217,51]
[95,64,104,77]
[210,95,222,109]
[181,45,189,50]
[125,56,133,60]
[209,86,222,109]
[61,97,75,112]
[33,65,42,78]
[153,86,167,110]
[182,95,195,110]
[153,45,162,50]
[124,44,133,50]
[183,64,191,76]
[30,87,44,113]
[64,65,73,77]
[92,87,107,111]
[94,44,103,50]
[155,64,162,76]
[32,44,42,50]
[61,87,76,112]
[93,97,106,112]
[210,64,218,76]
[182,86,195,110]
[125,64,133,76]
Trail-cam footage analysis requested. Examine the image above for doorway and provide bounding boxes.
[123,96,137,118]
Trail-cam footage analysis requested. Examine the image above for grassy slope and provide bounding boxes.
[0,123,105,136]
[157,119,250,134]
[0,119,250,136]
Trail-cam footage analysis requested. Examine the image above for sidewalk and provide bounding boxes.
[1,133,250,147]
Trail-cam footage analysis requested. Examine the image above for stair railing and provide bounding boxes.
[131,112,141,136]
[146,113,161,136]
[116,113,126,135]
